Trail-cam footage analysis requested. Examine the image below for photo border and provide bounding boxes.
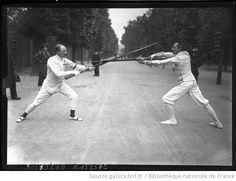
[1,0,235,171]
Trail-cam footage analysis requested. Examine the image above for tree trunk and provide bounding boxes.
[223,42,228,72]
[72,44,76,62]
[216,38,225,85]
[223,60,228,72]
[223,35,231,72]
[216,51,223,85]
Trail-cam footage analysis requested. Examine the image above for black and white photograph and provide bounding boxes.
[1,0,235,172]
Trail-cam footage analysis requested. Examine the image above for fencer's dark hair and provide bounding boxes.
[41,43,49,49]
[175,42,183,50]
[55,44,63,52]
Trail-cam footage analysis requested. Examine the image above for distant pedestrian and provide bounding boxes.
[34,43,50,86]
[190,48,202,83]
[141,42,223,129]
[92,51,102,76]
[16,44,94,123]
[2,44,21,100]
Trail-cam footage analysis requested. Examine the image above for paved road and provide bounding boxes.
[7,62,232,165]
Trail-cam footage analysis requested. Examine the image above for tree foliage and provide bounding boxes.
[7,7,27,42]
[7,8,118,58]
[91,9,118,56]
[121,8,233,66]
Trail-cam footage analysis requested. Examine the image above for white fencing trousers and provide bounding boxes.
[162,80,209,108]
[25,82,78,114]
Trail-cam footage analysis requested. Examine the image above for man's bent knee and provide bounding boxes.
[162,95,174,105]
[204,103,210,109]
[72,94,78,101]
[31,102,41,108]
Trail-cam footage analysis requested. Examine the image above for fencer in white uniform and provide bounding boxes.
[16,44,94,122]
[143,42,223,129]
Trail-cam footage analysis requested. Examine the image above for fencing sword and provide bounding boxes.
[64,57,151,80]
[93,41,159,67]
[65,41,159,80]
[116,41,159,59]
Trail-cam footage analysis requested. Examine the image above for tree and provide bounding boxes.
[12,8,118,61]
[121,7,233,84]
[92,9,118,57]
[7,7,28,70]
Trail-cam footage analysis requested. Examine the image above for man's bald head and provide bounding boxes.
[171,42,183,54]
[55,44,67,58]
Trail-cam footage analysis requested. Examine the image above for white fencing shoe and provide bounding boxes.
[16,116,25,123]
[69,115,83,121]
[209,122,223,129]
[160,119,177,125]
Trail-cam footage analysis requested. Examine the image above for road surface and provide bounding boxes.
[6,61,232,165]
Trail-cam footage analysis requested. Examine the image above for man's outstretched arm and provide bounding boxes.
[150,52,174,60]
[65,59,94,73]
